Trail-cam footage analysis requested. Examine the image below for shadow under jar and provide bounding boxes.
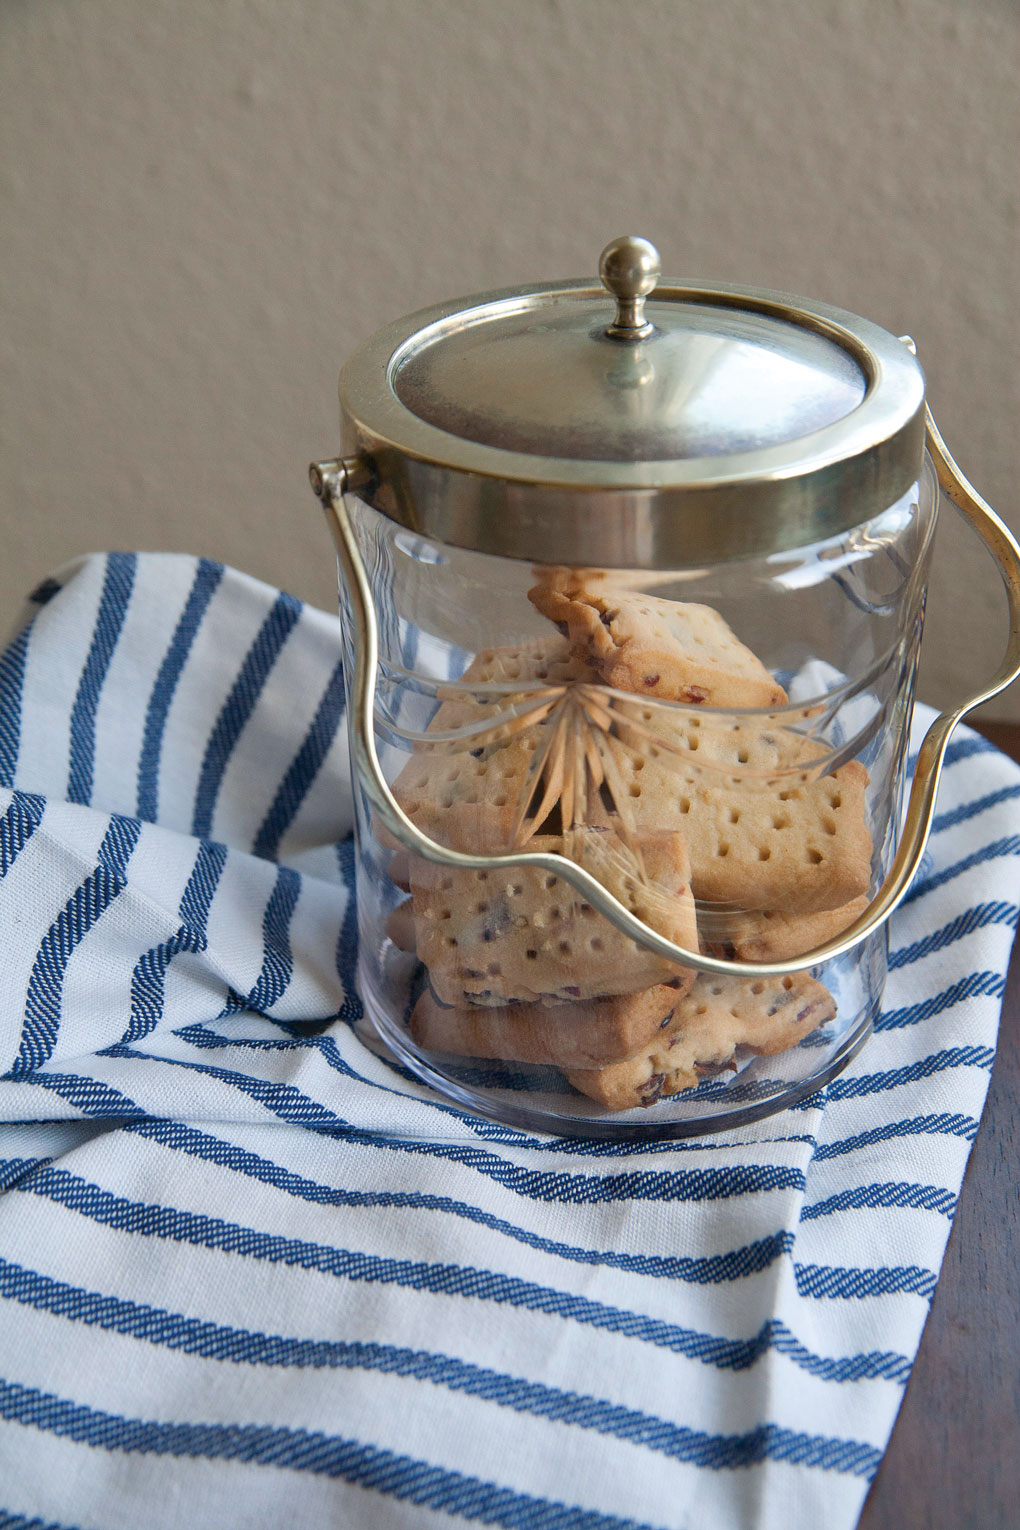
[311,236,1020,1140]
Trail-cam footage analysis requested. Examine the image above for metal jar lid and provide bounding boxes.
[337,237,926,567]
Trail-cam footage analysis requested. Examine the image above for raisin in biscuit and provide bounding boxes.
[410,982,688,1069]
[700,895,869,962]
[567,971,836,1109]
[529,574,786,707]
[409,808,698,1007]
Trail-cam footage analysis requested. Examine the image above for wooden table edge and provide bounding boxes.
[857,721,1020,1527]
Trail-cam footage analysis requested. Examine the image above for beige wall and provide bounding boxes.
[2,0,1018,716]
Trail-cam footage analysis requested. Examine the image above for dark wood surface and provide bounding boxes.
[858,722,1020,1529]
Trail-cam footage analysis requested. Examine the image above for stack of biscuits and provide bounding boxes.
[385,570,872,1111]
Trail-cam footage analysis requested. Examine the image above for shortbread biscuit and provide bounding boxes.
[670,760,872,914]
[409,982,688,1069]
[593,708,872,914]
[409,809,698,1007]
[567,971,836,1109]
[390,637,591,848]
[700,895,869,962]
[611,706,824,782]
[529,575,787,708]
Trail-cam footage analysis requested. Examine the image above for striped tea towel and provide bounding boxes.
[0,551,1017,1530]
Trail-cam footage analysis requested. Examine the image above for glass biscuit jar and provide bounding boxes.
[310,237,1020,1140]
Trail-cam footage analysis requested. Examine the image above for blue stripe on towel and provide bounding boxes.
[335,837,363,1021]
[0,793,46,877]
[0,1255,894,1481]
[137,559,224,823]
[28,1062,808,1202]
[0,1157,56,1193]
[875,973,1005,1031]
[9,817,142,1076]
[826,1046,995,1099]
[129,1061,809,1202]
[794,1262,935,1301]
[0,1375,667,1530]
[191,591,302,839]
[931,784,1020,834]
[0,1169,912,1389]
[0,1510,84,1530]
[127,935,200,1043]
[245,865,302,1013]
[18,1063,808,1210]
[12,1160,939,1323]
[0,624,34,790]
[942,735,997,768]
[889,902,1019,968]
[180,837,229,929]
[171,1022,308,1050]
[253,659,346,860]
[123,838,230,1043]
[0,1373,881,1492]
[67,553,137,807]
[903,836,1020,903]
[15,1159,792,1303]
[800,1181,957,1221]
[813,1113,979,1161]
[98,815,142,878]
[132,1117,801,1285]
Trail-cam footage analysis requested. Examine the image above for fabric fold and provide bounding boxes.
[0,552,1016,1530]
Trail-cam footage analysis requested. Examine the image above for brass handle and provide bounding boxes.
[311,422,1020,979]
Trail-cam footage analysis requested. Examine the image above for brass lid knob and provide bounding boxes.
[599,235,661,339]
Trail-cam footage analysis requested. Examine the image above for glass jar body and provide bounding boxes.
[337,460,938,1138]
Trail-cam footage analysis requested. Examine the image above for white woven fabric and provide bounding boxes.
[0,552,1016,1530]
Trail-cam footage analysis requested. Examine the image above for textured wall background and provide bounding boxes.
[2,0,1017,714]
